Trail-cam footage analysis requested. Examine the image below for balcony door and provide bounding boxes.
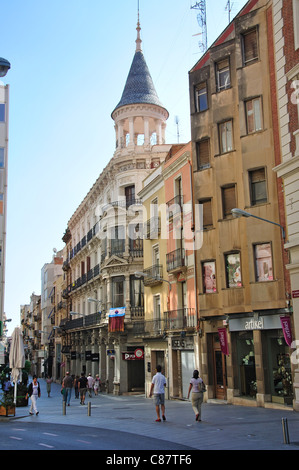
[125,185,135,207]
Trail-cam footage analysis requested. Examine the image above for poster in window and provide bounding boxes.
[203,261,216,293]
[255,244,273,281]
[226,253,242,287]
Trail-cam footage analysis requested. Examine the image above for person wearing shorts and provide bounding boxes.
[149,365,167,422]
[78,372,88,405]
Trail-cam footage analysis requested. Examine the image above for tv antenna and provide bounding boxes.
[191,1,207,53]
[225,0,234,23]
[175,116,180,143]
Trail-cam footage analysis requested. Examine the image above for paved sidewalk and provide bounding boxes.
[9,379,299,450]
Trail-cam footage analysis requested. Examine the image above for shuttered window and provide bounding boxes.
[222,185,236,219]
[196,139,210,170]
[242,28,259,65]
[249,168,267,205]
[199,199,213,228]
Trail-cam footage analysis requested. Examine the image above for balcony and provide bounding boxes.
[129,238,143,257]
[142,265,163,286]
[166,248,185,273]
[165,308,197,330]
[145,216,161,239]
[102,198,143,213]
[132,319,167,337]
[110,239,125,257]
[166,194,183,211]
[64,312,102,331]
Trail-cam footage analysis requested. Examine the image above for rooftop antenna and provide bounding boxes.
[175,116,180,143]
[191,1,207,53]
[225,0,234,23]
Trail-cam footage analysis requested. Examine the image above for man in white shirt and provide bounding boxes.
[149,365,167,422]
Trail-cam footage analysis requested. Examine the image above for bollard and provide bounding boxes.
[87,401,91,416]
[62,401,66,416]
[282,417,290,444]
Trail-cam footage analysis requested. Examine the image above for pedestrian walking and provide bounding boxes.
[46,376,53,397]
[26,375,41,416]
[94,375,101,395]
[87,373,94,397]
[149,365,166,422]
[187,369,205,422]
[78,372,88,405]
[62,371,74,406]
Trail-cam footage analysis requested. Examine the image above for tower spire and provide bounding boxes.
[136,0,142,52]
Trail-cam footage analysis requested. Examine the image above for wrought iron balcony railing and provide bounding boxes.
[166,247,185,272]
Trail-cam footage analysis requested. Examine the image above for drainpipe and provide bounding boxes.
[188,155,201,372]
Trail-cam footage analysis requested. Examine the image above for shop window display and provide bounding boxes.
[236,332,256,397]
[268,336,293,405]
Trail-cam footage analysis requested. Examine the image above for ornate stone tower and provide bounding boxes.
[111,15,169,155]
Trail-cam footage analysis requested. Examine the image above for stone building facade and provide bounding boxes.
[189,0,293,407]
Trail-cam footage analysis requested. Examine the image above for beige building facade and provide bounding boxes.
[189,0,293,407]
[272,0,299,410]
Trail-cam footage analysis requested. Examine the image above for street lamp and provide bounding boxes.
[0,58,11,78]
[231,208,285,241]
[134,271,172,290]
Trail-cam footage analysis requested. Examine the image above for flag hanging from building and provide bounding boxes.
[109,307,125,332]
[218,328,229,355]
[280,316,292,347]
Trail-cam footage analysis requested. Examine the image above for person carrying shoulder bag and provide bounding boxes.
[187,370,205,422]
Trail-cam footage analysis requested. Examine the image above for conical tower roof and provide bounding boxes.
[112,17,168,116]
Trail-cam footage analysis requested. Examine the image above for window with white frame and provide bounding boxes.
[216,58,231,91]
[195,82,208,112]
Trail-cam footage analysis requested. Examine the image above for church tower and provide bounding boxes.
[111,13,169,154]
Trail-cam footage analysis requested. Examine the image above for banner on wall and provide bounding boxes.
[218,328,229,355]
[109,307,125,332]
[280,316,293,346]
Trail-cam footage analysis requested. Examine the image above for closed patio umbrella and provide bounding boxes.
[9,327,25,405]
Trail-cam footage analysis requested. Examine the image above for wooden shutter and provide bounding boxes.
[196,139,210,170]
[251,168,265,183]
[222,185,236,218]
[243,29,258,64]
[202,199,213,228]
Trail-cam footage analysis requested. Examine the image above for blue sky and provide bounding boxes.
[1,0,248,334]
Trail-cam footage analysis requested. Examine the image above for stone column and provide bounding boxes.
[253,329,269,407]
[144,117,150,148]
[128,117,134,147]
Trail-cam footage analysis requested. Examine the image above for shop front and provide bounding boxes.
[229,312,294,407]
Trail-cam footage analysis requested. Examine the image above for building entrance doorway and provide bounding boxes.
[212,334,227,399]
